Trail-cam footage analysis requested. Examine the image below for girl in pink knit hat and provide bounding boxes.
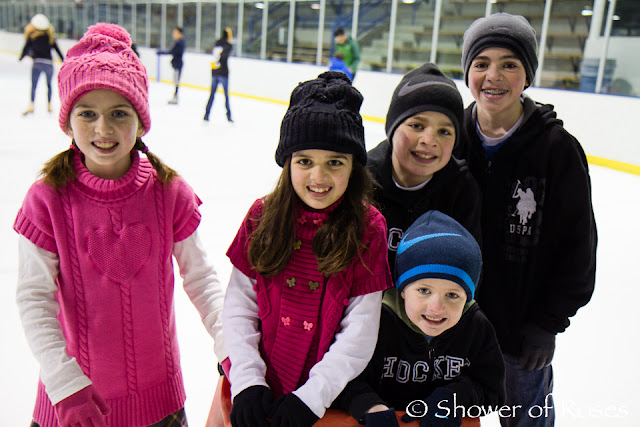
[14,23,226,427]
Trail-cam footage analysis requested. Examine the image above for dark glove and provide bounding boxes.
[219,357,231,378]
[364,408,400,427]
[54,385,110,427]
[519,323,556,371]
[230,385,273,427]
[270,393,319,427]
[401,388,461,427]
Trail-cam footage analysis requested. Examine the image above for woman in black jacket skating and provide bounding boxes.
[20,14,64,115]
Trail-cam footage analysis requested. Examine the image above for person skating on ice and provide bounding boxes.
[204,27,233,123]
[158,27,185,105]
[20,13,64,115]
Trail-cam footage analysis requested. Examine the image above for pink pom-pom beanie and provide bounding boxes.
[58,23,151,134]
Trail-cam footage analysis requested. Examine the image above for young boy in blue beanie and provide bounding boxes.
[336,210,505,427]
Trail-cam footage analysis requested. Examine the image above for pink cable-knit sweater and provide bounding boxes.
[14,151,202,427]
[226,198,393,398]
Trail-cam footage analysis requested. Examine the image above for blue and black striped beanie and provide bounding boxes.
[395,210,481,302]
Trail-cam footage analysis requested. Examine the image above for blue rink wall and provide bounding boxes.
[2,29,639,173]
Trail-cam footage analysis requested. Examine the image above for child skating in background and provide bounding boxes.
[454,13,597,426]
[223,71,393,427]
[329,52,353,81]
[14,23,226,427]
[158,26,185,104]
[336,210,505,427]
[20,13,64,115]
[367,63,481,272]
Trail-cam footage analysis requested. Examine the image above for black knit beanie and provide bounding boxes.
[385,63,463,145]
[462,12,538,88]
[395,210,482,303]
[275,71,366,167]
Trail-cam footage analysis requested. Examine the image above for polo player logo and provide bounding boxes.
[512,180,536,225]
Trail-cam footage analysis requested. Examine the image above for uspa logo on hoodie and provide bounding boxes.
[509,179,537,236]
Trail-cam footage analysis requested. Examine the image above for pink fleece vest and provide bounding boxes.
[14,152,202,427]
[226,199,392,398]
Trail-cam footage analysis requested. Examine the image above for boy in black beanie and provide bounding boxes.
[335,210,505,427]
[367,63,481,272]
[454,12,597,427]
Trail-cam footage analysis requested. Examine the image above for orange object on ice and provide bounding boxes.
[206,376,481,427]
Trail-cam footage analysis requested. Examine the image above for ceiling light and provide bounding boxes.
[581,6,593,16]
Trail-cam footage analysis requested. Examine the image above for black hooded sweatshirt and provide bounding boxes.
[335,294,506,422]
[367,140,482,275]
[452,96,597,357]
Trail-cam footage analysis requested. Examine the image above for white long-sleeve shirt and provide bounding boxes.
[223,266,382,418]
[16,230,226,404]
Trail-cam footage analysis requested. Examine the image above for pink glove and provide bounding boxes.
[54,385,110,427]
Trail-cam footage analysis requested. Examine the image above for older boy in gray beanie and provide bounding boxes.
[453,12,597,427]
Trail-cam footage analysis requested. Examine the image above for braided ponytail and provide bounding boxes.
[41,144,77,190]
[134,138,178,183]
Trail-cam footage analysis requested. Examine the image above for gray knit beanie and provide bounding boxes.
[462,13,538,88]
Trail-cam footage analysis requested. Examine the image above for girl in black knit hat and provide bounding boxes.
[220,71,393,427]
[367,62,482,275]
[454,12,597,427]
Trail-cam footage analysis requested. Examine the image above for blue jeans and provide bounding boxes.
[31,61,54,102]
[501,354,554,427]
[204,76,231,120]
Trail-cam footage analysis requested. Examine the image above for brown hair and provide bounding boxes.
[247,156,373,277]
[41,138,178,189]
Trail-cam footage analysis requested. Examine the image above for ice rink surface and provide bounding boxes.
[1,51,639,426]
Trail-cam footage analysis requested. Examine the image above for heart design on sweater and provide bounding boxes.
[87,223,152,284]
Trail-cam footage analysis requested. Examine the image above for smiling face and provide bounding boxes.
[391,111,455,187]
[66,89,144,179]
[402,278,466,337]
[290,149,353,210]
[468,47,528,124]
